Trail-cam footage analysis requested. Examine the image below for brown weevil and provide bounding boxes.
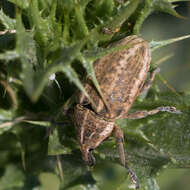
[74,35,181,188]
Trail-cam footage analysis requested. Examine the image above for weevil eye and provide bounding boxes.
[87,149,96,166]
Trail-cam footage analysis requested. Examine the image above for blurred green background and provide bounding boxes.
[142,2,190,92]
[142,2,190,189]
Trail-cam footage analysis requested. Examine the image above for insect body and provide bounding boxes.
[78,35,150,119]
[74,35,180,188]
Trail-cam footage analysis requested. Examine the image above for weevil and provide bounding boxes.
[74,35,181,188]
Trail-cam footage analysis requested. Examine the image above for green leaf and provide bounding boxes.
[0,50,19,61]
[0,164,25,189]
[16,13,37,99]
[0,9,16,29]
[62,65,93,104]
[149,34,190,52]
[78,55,109,110]
[144,178,160,190]
[0,31,15,49]
[92,162,127,190]
[48,127,72,155]
[84,0,140,44]
[133,0,185,34]
[57,154,95,189]
[0,109,15,135]
[103,0,140,30]
[28,0,59,48]
[28,0,49,46]
[63,9,70,43]
[73,3,89,39]
[8,0,29,9]
[94,0,115,19]
[23,120,52,127]
[31,57,93,104]
[170,0,190,1]
[15,15,94,104]
[152,0,184,18]
[63,184,99,190]
[39,172,60,190]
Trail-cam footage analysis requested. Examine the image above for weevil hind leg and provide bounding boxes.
[113,125,140,189]
[140,67,160,95]
[113,125,125,166]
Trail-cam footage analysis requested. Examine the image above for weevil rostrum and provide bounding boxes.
[74,35,181,188]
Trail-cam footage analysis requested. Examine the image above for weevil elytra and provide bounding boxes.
[74,35,181,188]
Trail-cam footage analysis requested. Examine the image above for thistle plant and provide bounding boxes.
[0,0,190,189]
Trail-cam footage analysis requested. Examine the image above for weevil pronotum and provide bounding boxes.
[74,35,181,188]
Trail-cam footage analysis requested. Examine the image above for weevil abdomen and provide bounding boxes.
[78,35,151,119]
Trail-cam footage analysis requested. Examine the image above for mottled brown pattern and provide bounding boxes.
[78,35,150,119]
[74,36,152,188]
[76,34,151,152]
[74,104,114,162]
[73,35,181,188]
[95,36,150,118]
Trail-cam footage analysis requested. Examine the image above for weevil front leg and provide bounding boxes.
[113,125,140,189]
[125,106,181,119]
[140,67,160,94]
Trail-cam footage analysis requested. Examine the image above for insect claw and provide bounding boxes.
[158,106,182,114]
[125,165,140,189]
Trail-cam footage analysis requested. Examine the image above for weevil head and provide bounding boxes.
[74,104,115,166]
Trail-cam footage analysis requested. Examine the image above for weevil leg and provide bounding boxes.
[81,145,96,167]
[87,149,96,166]
[140,68,160,94]
[125,106,182,119]
[113,125,140,189]
[113,125,125,166]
